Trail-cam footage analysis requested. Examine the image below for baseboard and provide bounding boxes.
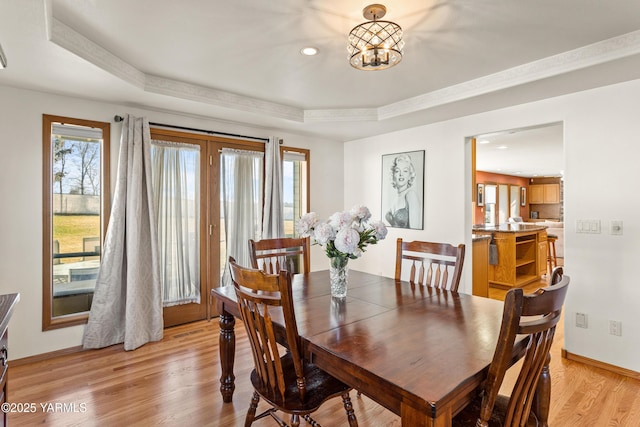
[562,348,640,380]
[10,345,85,367]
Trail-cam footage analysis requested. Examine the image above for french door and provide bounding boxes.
[150,128,264,326]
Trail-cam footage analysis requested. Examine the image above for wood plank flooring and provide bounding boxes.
[8,268,640,426]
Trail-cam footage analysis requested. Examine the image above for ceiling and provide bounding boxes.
[2,1,640,147]
[475,123,564,178]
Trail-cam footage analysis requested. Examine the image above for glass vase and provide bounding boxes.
[329,256,349,298]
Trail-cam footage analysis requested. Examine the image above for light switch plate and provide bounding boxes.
[576,312,588,328]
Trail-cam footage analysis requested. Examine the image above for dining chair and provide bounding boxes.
[549,266,564,285]
[249,237,310,274]
[394,238,465,291]
[452,274,570,427]
[228,257,358,427]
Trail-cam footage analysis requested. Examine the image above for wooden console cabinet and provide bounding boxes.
[0,293,19,427]
[473,225,547,289]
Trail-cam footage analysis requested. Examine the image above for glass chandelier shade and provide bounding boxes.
[347,5,404,71]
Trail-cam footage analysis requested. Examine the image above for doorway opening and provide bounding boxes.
[470,122,565,296]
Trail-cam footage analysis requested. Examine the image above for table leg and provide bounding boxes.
[401,401,450,426]
[534,353,551,427]
[219,309,236,402]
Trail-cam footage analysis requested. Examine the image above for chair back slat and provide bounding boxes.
[395,239,465,291]
[549,266,564,285]
[249,237,310,274]
[229,257,307,403]
[477,275,570,426]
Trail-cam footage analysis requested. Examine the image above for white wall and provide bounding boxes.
[3,80,638,372]
[343,79,640,373]
[0,85,344,359]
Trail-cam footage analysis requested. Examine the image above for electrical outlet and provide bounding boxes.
[609,320,622,336]
[610,220,623,235]
[575,312,588,328]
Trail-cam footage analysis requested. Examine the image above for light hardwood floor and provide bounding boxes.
[9,268,640,426]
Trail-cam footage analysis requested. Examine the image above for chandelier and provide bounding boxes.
[347,4,404,71]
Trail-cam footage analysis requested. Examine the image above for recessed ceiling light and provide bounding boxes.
[496,145,508,150]
[478,140,490,144]
[300,47,319,56]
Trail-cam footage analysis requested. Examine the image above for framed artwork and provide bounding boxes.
[381,150,425,229]
[521,187,526,206]
[477,183,485,207]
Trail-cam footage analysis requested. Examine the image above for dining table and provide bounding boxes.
[211,270,546,427]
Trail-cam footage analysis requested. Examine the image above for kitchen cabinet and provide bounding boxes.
[538,236,549,277]
[529,184,560,204]
[472,236,490,297]
[473,224,547,289]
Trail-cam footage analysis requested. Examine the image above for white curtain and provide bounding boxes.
[151,140,200,307]
[221,148,264,285]
[83,114,163,351]
[262,136,284,239]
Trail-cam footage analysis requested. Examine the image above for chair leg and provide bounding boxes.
[244,391,260,427]
[342,392,358,427]
[290,413,300,427]
[533,353,552,427]
[303,414,320,426]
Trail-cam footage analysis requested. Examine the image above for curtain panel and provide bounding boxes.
[151,140,201,307]
[220,148,264,285]
[83,114,163,351]
[262,136,284,239]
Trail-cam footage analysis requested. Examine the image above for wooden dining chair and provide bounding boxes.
[249,237,310,274]
[228,257,358,427]
[394,238,465,291]
[452,274,570,427]
[549,266,564,285]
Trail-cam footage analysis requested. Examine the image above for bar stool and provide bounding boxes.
[547,234,558,273]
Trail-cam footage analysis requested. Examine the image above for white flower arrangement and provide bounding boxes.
[296,205,388,259]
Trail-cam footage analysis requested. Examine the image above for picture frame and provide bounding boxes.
[521,186,526,206]
[381,150,425,230]
[477,183,485,207]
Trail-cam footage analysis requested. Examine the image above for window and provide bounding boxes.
[42,115,110,330]
[282,147,309,237]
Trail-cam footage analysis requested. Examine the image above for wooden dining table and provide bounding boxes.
[211,270,543,427]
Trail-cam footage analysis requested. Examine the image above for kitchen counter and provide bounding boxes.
[473,223,547,233]
[472,226,548,289]
[0,293,19,338]
[0,293,19,427]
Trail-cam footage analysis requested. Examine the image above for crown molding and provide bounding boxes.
[144,75,303,121]
[47,11,640,125]
[304,108,379,122]
[50,19,146,89]
[48,17,302,122]
[379,29,640,120]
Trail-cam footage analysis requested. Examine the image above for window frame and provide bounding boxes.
[281,146,310,236]
[42,114,110,330]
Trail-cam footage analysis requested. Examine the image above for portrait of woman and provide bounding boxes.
[381,151,424,229]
